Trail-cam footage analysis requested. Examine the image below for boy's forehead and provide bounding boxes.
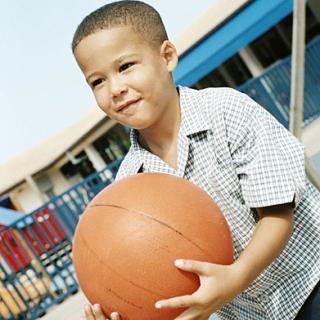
[77,28,142,57]
[74,26,159,71]
[79,26,150,50]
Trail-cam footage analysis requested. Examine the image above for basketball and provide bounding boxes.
[72,172,233,320]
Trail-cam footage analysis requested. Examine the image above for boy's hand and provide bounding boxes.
[155,205,294,320]
[80,304,121,320]
[155,259,243,320]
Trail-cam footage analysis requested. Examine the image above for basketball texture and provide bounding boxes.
[72,172,233,320]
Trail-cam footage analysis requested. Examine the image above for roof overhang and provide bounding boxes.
[174,0,293,86]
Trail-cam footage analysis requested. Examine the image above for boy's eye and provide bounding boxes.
[119,63,134,72]
[91,79,103,88]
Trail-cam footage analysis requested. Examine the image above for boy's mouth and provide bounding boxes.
[116,98,141,112]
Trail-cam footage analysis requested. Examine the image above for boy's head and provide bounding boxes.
[72,1,179,131]
[72,1,168,53]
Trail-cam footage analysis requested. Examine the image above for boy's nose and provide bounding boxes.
[110,78,128,97]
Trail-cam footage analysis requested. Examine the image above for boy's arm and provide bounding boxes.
[233,204,294,290]
[155,204,294,319]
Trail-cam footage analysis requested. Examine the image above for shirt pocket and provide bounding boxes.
[207,156,246,209]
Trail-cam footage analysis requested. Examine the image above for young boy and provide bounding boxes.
[72,1,320,319]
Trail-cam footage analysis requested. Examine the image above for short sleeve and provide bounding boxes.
[225,89,306,208]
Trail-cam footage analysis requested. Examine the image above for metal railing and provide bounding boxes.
[238,35,320,127]
[0,160,121,320]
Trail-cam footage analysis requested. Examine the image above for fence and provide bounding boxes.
[238,35,320,127]
[0,160,121,320]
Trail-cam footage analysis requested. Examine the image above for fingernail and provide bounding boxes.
[111,312,120,319]
[175,259,184,267]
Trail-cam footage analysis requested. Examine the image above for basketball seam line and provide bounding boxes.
[76,218,169,302]
[76,231,164,307]
[90,203,210,256]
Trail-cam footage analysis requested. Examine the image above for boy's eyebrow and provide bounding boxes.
[115,53,138,63]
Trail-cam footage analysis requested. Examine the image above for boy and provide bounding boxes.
[72,1,320,319]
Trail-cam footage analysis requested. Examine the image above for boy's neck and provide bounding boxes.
[138,88,180,169]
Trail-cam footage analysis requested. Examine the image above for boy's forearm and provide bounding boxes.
[232,204,294,293]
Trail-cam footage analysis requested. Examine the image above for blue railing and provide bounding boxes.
[238,36,320,128]
[0,159,121,320]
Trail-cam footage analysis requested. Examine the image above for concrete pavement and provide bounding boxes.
[40,291,88,320]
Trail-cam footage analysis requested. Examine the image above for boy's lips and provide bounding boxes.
[116,98,141,112]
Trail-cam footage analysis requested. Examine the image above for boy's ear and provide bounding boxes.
[160,40,178,72]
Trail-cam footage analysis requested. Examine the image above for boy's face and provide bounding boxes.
[74,26,178,130]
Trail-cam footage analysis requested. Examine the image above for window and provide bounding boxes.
[248,5,320,69]
[93,125,130,164]
[60,151,96,179]
[194,53,252,89]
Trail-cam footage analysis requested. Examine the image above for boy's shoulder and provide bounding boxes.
[181,86,256,123]
[187,85,245,97]
[183,86,252,113]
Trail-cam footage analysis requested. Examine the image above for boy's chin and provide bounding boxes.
[121,119,154,131]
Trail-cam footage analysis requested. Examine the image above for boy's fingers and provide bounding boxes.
[110,312,121,320]
[84,305,95,320]
[83,304,118,320]
[155,294,196,309]
[175,259,211,276]
[92,304,106,320]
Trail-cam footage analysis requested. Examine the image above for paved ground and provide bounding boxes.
[40,291,88,320]
[40,291,218,320]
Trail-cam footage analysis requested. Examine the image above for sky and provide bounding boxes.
[0,0,216,165]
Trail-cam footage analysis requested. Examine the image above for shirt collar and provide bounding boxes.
[129,86,211,168]
[178,86,211,136]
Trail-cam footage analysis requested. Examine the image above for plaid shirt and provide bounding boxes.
[116,86,320,320]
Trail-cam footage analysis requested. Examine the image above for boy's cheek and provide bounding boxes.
[95,96,110,114]
[98,105,111,116]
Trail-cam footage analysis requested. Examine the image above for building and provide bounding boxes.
[0,0,320,213]
[0,111,129,212]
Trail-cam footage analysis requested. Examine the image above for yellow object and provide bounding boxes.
[0,275,49,317]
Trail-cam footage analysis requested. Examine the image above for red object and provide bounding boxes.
[72,173,233,320]
[0,207,67,273]
[0,228,31,272]
[22,208,66,255]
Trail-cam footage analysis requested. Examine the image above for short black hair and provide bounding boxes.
[72,1,168,52]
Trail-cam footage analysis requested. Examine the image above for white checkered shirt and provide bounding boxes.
[116,86,320,320]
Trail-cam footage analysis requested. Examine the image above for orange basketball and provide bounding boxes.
[72,172,233,320]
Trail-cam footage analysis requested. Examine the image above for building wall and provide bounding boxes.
[45,168,80,196]
[6,122,130,213]
[9,183,44,213]
[8,166,86,213]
